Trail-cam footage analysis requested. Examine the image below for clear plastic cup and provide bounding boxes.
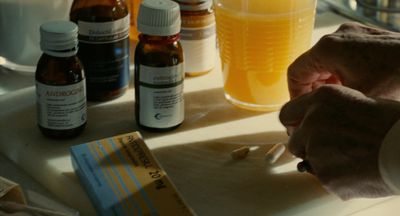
[214,0,317,111]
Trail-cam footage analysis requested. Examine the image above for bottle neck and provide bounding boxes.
[42,47,78,58]
[177,1,213,12]
[71,0,127,9]
[139,34,180,45]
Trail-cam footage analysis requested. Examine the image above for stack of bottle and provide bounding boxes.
[35,0,217,138]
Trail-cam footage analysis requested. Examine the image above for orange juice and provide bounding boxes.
[214,0,316,111]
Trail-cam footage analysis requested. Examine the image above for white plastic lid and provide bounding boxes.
[137,0,181,36]
[40,20,78,57]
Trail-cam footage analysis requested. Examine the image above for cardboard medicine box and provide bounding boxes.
[70,132,195,216]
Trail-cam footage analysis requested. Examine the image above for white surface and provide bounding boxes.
[1,12,399,216]
[0,0,73,67]
[0,155,78,215]
[0,67,34,96]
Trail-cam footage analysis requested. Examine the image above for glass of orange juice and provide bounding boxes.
[214,0,316,111]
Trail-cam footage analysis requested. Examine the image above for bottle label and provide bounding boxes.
[76,15,130,92]
[180,13,216,73]
[180,13,215,40]
[138,64,184,128]
[78,15,130,43]
[36,80,87,130]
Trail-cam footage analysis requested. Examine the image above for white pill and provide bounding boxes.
[265,143,286,164]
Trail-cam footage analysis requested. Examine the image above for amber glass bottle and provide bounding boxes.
[36,21,87,139]
[70,0,130,101]
[135,0,184,131]
[175,0,216,77]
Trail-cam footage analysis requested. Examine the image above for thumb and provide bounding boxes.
[279,93,313,127]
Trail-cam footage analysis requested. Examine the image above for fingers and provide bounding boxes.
[287,23,359,99]
[288,22,400,100]
[286,125,308,158]
[280,85,349,158]
[279,92,312,127]
[287,47,341,99]
[279,91,315,158]
[287,51,322,98]
[334,22,393,36]
[280,84,350,127]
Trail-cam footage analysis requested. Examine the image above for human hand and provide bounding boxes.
[288,22,400,100]
[279,85,400,200]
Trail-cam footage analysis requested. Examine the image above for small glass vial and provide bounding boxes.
[70,0,130,101]
[134,0,185,131]
[175,0,216,77]
[36,21,87,139]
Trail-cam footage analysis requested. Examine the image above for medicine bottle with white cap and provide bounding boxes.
[35,21,87,139]
[134,0,185,131]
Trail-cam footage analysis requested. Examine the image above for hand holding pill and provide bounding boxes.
[279,22,400,200]
[280,84,400,200]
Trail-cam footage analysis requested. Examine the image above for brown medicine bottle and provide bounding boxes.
[36,21,87,139]
[135,0,184,131]
[70,0,130,101]
[175,0,216,77]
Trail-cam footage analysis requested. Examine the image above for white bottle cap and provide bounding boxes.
[40,20,78,57]
[137,0,181,36]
